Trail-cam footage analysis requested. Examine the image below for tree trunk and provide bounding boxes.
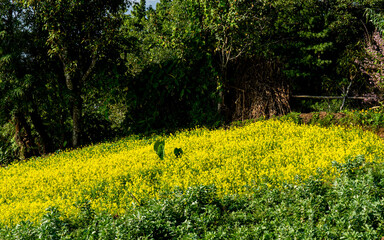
[63,71,83,148]
[72,92,83,148]
[61,53,96,148]
[13,114,25,159]
[217,62,228,116]
[30,107,53,154]
[13,112,38,159]
[217,86,225,113]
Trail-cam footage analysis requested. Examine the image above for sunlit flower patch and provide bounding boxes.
[0,119,383,226]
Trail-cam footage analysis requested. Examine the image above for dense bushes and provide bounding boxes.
[2,0,384,163]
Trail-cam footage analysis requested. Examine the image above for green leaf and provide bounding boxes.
[154,140,165,160]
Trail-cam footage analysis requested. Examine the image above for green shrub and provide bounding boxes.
[279,112,302,124]
[3,156,384,239]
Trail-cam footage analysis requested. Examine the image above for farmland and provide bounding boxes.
[4,0,384,238]
[0,119,383,230]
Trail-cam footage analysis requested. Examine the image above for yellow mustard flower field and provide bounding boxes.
[1,119,384,226]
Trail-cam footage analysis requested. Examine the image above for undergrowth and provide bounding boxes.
[2,156,384,239]
[279,108,384,133]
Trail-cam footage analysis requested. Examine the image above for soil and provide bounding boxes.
[299,111,346,124]
[377,128,384,139]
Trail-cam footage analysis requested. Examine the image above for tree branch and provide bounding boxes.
[81,55,97,85]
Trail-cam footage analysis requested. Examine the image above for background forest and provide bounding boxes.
[1,0,384,162]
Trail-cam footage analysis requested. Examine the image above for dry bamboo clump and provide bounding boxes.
[227,57,290,121]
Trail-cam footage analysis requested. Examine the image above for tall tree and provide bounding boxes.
[263,0,373,97]
[0,0,36,159]
[21,0,130,147]
[0,0,65,159]
[197,0,268,113]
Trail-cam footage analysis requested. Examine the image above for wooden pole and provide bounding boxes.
[291,95,365,100]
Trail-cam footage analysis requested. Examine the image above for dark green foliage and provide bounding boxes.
[0,141,16,166]
[154,140,165,160]
[173,148,183,158]
[365,5,384,34]
[1,221,38,240]
[332,155,366,178]
[120,0,231,132]
[0,0,130,161]
[37,207,70,240]
[266,0,370,96]
[4,156,384,239]
[74,200,96,229]
[2,0,384,162]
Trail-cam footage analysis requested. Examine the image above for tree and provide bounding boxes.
[0,0,38,159]
[261,0,373,100]
[119,0,220,131]
[199,0,268,113]
[357,31,384,103]
[356,1,384,103]
[21,0,130,147]
[364,1,384,34]
[0,0,66,159]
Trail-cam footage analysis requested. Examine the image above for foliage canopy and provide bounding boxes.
[1,0,384,160]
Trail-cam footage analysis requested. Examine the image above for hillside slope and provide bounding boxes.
[0,119,383,226]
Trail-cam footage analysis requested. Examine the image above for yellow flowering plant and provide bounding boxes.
[0,119,383,226]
